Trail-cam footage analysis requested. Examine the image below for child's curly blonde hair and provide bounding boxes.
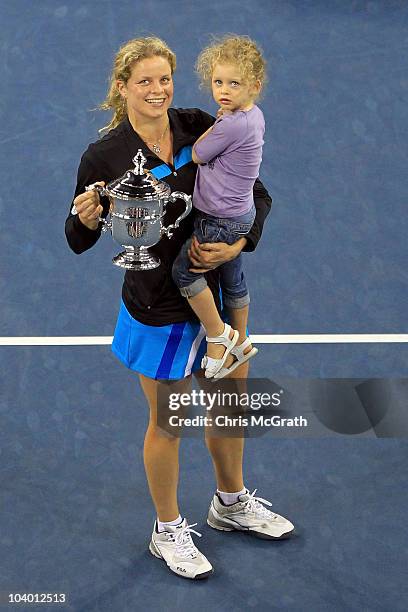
[196,35,266,97]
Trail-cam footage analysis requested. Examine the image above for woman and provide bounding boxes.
[65,37,294,580]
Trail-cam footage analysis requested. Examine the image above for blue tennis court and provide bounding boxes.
[1,1,407,610]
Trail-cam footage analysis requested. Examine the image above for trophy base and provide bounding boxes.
[112,247,160,270]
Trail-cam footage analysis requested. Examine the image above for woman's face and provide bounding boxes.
[118,56,174,123]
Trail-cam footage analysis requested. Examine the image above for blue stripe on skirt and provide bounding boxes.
[156,322,186,379]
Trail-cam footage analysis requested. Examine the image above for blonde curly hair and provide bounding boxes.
[196,35,266,97]
[99,37,176,133]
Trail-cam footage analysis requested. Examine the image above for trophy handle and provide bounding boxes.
[161,191,192,238]
[78,183,112,233]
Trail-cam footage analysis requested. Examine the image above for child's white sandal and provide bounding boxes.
[212,337,258,380]
[201,323,239,378]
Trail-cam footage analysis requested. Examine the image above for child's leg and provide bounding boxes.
[173,240,236,363]
[172,237,206,296]
[187,287,236,363]
[173,214,239,367]
[220,256,255,354]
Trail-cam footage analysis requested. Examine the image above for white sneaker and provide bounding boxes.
[207,489,295,540]
[149,518,213,579]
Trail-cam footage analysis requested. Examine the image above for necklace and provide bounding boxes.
[140,122,170,155]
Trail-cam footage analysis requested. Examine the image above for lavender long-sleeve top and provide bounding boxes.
[193,105,265,218]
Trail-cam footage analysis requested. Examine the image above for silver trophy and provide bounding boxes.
[72,149,192,270]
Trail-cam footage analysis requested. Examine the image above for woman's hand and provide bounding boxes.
[72,182,105,230]
[188,235,247,272]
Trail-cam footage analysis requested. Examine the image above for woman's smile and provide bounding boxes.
[145,97,167,106]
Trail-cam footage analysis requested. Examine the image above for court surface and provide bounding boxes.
[1,1,407,610]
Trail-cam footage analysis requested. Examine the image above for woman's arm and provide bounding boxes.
[65,152,110,254]
[243,177,272,252]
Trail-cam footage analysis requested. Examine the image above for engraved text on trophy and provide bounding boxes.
[126,207,149,239]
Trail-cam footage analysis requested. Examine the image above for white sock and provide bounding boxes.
[157,514,183,533]
[217,487,247,506]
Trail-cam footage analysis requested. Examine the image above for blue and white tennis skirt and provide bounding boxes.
[111,300,207,380]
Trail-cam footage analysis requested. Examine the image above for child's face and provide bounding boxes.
[211,63,259,112]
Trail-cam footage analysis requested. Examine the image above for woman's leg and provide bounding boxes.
[196,361,249,492]
[206,362,248,492]
[228,304,253,355]
[194,276,252,487]
[142,374,214,578]
[206,433,245,493]
[139,373,187,522]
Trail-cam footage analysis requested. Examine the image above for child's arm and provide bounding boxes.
[192,109,233,163]
[192,126,214,163]
[192,111,239,165]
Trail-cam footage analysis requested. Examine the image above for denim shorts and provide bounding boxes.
[194,207,256,245]
[172,206,255,308]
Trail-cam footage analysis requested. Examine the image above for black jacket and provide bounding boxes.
[65,107,272,326]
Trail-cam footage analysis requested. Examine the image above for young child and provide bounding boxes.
[172,35,266,379]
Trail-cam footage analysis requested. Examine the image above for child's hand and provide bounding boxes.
[217,108,233,118]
